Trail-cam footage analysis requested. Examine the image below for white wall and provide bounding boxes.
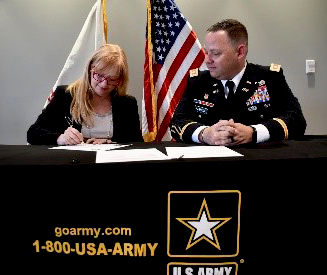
[1,0,326,144]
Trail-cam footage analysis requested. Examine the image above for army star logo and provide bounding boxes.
[176,198,231,250]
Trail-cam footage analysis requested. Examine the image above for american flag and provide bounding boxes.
[142,0,206,141]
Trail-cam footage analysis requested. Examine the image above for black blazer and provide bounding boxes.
[27,85,143,145]
[170,63,306,143]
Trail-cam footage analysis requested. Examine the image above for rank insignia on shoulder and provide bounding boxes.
[189,68,199,77]
[270,63,281,72]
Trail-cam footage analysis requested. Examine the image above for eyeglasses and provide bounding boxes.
[92,71,120,85]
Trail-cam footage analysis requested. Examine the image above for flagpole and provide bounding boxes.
[144,0,157,142]
[101,0,108,43]
[141,0,205,141]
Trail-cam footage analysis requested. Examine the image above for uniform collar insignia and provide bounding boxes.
[212,82,219,93]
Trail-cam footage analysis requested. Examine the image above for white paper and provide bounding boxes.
[50,144,243,163]
[96,148,171,163]
[49,143,130,152]
[165,146,243,159]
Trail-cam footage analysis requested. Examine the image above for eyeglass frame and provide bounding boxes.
[91,71,120,85]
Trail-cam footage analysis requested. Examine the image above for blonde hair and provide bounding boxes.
[66,44,129,126]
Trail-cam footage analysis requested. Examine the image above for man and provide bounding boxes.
[170,19,306,145]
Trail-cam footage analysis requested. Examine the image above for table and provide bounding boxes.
[2,136,326,274]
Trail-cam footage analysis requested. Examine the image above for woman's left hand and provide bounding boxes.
[85,138,113,144]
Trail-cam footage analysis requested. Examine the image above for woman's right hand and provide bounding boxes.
[57,127,84,145]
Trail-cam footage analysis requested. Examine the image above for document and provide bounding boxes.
[50,144,242,163]
[165,146,243,159]
[96,146,242,163]
[49,143,130,152]
[96,148,171,163]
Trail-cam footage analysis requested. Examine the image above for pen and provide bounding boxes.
[177,154,184,160]
[65,116,84,144]
[65,116,73,127]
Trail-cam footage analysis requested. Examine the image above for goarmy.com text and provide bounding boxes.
[54,227,132,238]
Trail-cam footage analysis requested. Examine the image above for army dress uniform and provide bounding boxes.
[170,63,306,143]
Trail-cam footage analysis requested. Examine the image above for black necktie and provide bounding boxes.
[226,80,235,101]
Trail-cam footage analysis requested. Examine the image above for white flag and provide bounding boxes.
[44,0,107,108]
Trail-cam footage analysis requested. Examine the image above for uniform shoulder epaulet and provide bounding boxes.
[189,68,199,78]
[270,63,281,72]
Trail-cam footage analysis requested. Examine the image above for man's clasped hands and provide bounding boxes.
[201,119,255,146]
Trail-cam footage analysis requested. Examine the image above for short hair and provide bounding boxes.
[207,19,248,47]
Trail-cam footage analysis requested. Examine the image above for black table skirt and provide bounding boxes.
[2,136,326,274]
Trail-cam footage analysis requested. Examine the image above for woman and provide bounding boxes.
[27,44,143,145]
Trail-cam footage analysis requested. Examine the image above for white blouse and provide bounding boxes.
[81,112,113,139]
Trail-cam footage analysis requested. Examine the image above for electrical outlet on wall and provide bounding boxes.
[306,60,315,74]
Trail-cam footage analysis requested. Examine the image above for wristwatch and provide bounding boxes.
[198,127,207,144]
[249,126,257,144]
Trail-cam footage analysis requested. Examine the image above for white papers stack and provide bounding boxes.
[96,148,171,163]
[166,146,243,159]
[49,144,243,163]
[49,144,130,152]
[95,146,243,163]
